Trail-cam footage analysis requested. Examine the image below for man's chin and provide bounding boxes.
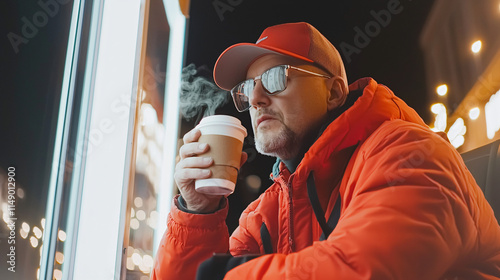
[255,144,284,159]
[255,143,297,160]
[255,135,298,160]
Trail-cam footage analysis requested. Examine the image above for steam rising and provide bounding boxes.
[180,64,229,122]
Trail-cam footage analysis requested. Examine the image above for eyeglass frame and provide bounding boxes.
[230,64,332,112]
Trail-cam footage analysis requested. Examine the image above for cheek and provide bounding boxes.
[279,103,311,133]
[292,88,328,114]
[283,88,328,130]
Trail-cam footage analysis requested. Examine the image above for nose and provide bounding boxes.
[249,80,271,109]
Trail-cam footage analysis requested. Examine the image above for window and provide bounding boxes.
[1,0,188,279]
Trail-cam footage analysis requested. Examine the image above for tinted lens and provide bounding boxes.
[231,79,254,111]
[262,65,286,94]
[229,65,287,112]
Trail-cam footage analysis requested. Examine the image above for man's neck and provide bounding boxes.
[279,89,362,173]
[282,125,323,173]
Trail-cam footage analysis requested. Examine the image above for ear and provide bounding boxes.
[325,77,348,111]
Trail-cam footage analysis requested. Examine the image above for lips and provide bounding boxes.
[256,115,276,128]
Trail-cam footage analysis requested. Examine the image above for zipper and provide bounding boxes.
[288,179,294,252]
[279,174,295,252]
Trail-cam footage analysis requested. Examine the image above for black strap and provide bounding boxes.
[307,171,341,240]
[260,222,273,254]
[196,254,260,280]
[307,172,333,237]
[320,195,341,241]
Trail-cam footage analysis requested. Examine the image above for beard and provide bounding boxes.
[254,120,301,160]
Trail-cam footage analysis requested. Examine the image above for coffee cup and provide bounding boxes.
[194,115,247,195]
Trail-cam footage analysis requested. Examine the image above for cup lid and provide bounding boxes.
[196,115,247,137]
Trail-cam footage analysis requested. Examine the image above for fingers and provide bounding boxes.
[174,167,212,183]
[177,156,213,169]
[179,142,209,159]
[174,157,213,185]
[183,128,201,144]
[180,128,210,159]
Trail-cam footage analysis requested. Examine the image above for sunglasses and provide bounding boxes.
[230,64,331,112]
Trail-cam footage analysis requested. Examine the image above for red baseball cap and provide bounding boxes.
[213,22,347,91]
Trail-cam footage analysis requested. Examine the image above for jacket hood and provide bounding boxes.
[272,77,426,179]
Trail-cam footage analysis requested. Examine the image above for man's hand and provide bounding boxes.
[175,128,248,213]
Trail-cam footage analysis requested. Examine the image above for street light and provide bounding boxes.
[471,40,482,53]
[469,107,480,120]
[430,103,447,132]
[436,84,448,96]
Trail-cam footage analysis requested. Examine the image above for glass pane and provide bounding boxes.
[49,0,98,279]
[123,0,170,278]
[0,1,76,279]
[70,0,146,278]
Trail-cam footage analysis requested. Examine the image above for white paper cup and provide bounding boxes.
[194,115,247,195]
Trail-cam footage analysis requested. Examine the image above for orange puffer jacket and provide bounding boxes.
[152,78,500,280]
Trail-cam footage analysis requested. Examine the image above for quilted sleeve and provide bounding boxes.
[151,195,230,280]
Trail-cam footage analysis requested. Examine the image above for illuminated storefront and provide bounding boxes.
[420,0,500,152]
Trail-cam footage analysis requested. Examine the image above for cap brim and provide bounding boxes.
[213,43,313,90]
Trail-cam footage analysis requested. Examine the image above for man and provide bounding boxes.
[152,22,500,279]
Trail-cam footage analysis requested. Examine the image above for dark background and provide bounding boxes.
[183,0,436,232]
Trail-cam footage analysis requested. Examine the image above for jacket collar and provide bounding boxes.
[271,77,426,183]
[271,86,363,180]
